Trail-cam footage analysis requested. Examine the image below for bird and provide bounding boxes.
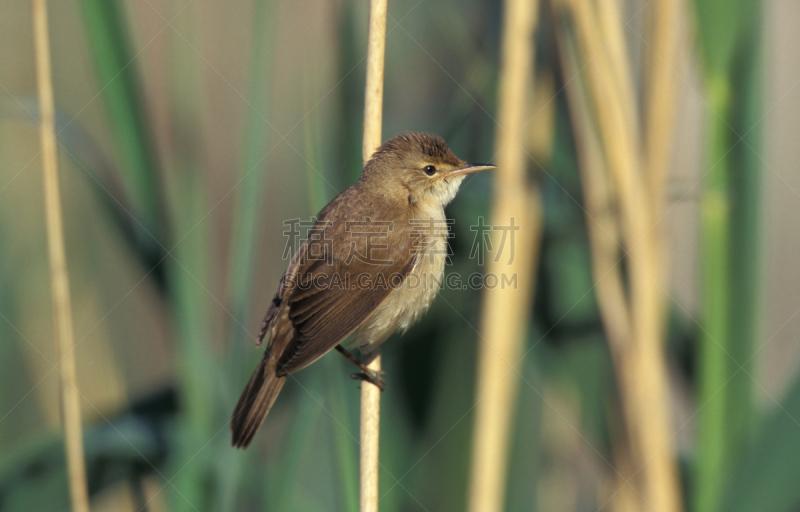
[230,132,494,448]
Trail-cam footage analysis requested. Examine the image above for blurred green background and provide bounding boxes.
[2,0,800,511]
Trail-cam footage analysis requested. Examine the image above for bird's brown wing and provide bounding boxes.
[273,211,417,375]
[254,247,302,347]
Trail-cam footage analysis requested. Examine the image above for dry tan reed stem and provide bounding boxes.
[360,0,388,510]
[558,31,631,356]
[32,1,91,511]
[359,350,381,512]
[557,31,637,512]
[564,0,681,510]
[644,0,681,341]
[644,0,680,212]
[597,0,639,135]
[466,0,541,510]
[361,0,388,163]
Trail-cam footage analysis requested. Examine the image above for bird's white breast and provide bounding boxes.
[354,207,447,352]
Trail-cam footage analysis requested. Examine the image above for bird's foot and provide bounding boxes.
[350,370,386,391]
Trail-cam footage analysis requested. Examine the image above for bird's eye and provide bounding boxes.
[423,165,436,176]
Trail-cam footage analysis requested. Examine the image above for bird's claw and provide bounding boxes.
[350,370,386,391]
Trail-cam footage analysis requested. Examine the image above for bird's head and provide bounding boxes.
[361,133,494,208]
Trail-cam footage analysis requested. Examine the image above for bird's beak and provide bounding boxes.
[445,163,496,177]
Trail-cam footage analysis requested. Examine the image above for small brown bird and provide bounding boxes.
[231,132,494,448]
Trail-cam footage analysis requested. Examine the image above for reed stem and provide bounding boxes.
[696,72,732,512]
[557,0,682,509]
[360,0,388,509]
[32,1,91,511]
[360,350,382,512]
[467,0,541,510]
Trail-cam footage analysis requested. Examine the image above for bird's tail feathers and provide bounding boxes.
[230,351,286,448]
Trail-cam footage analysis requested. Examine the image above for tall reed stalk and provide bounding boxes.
[644,0,680,343]
[77,0,168,272]
[557,28,638,511]
[554,0,682,510]
[694,0,761,506]
[162,5,217,511]
[220,2,274,506]
[467,0,541,510]
[692,0,762,509]
[360,0,388,510]
[696,73,732,512]
[32,0,90,510]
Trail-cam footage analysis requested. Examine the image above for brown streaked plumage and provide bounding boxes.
[231,132,494,448]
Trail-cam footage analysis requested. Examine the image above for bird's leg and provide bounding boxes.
[335,345,386,391]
